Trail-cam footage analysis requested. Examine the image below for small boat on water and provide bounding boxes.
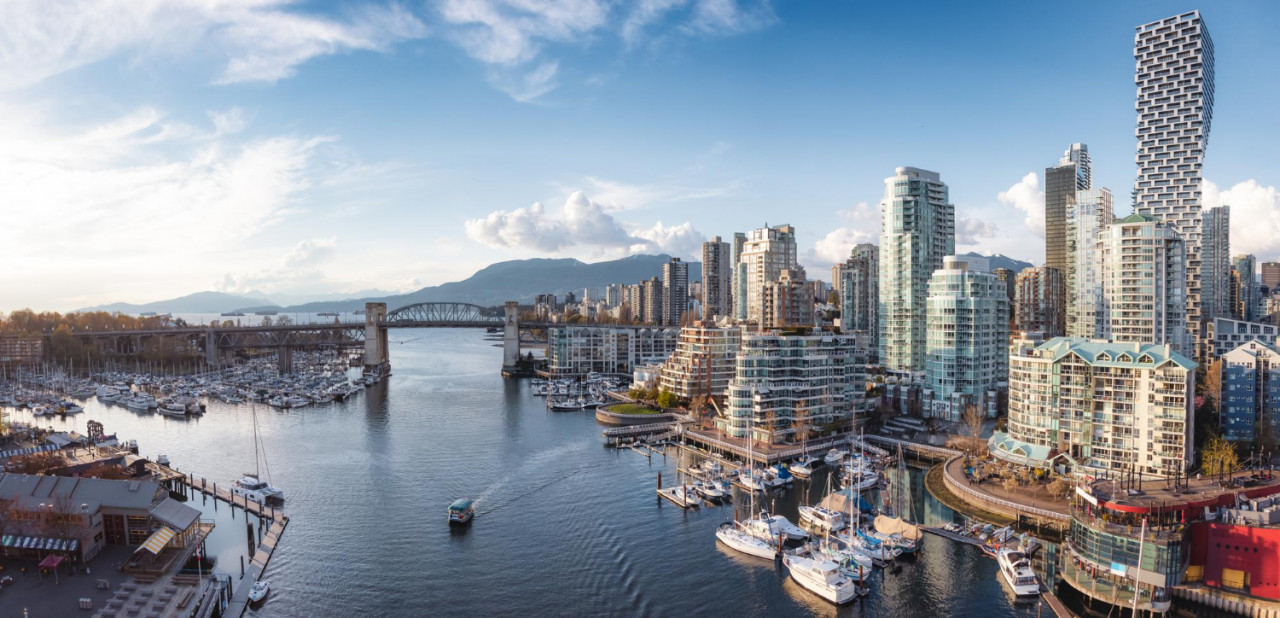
[790,455,821,478]
[247,580,270,603]
[716,521,777,560]
[156,455,170,467]
[997,549,1040,596]
[448,498,475,525]
[798,505,845,533]
[783,550,859,605]
[824,449,847,466]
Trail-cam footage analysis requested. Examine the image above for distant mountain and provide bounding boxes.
[78,291,273,314]
[242,289,397,307]
[959,252,1035,274]
[249,254,702,313]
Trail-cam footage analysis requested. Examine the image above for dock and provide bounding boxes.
[656,486,700,508]
[921,525,984,548]
[223,515,291,616]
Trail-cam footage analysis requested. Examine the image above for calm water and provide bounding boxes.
[10,329,1045,617]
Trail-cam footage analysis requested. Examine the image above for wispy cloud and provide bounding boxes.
[0,0,427,89]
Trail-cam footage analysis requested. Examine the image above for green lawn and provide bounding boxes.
[610,403,662,415]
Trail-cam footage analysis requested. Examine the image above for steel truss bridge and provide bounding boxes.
[66,301,565,373]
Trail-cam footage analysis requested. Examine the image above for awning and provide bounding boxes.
[38,554,64,569]
[140,527,176,554]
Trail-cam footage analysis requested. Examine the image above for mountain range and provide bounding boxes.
[78,251,1034,315]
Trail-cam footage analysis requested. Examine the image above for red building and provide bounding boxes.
[1190,516,1280,600]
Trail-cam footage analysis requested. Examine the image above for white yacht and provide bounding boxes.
[95,385,122,403]
[744,511,808,544]
[997,549,1041,597]
[231,475,285,506]
[247,580,270,603]
[715,522,777,560]
[823,449,847,466]
[783,552,858,605]
[797,505,845,533]
[789,455,821,478]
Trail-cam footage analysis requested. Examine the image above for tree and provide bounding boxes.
[962,403,987,456]
[1202,433,1240,477]
[260,316,273,327]
[1202,359,1223,413]
[80,463,135,480]
[275,315,293,326]
[1046,477,1072,500]
[657,388,677,410]
[5,452,66,474]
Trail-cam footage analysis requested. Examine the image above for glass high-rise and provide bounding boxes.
[925,256,1009,421]
[1100,213,1187,354]
[879,167,955,374]
[1045,143,1091,278]
[1133,10,1214,349]
[1066,188,1114,339]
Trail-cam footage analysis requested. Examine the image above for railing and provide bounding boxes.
[602,422,677,437]
[942,455,1070,522]
[864,434,961,458]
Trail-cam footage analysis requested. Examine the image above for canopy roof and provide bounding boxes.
[448,498,474,511]
[38,554,64,569]
[139,526,176,554]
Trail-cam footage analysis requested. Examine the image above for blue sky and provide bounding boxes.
[2,1,1278,311]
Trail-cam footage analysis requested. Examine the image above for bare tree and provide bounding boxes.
[962,404,987,456]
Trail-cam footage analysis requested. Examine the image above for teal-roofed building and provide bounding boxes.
[993,337,1196,477]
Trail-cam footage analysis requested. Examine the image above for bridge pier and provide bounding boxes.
[205,329,218,368]
[277,347,293,374]
[501,301,521,373]
[364,302,389,375]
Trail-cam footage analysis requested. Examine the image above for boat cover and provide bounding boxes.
[873,515,922,541]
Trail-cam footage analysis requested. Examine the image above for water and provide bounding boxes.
[7,329,1043,617]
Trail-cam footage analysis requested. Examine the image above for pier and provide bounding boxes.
[155,463,290,617]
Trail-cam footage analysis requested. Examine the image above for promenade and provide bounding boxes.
[940,455,1070,523]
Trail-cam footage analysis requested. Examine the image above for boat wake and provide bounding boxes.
[472,440,595,517]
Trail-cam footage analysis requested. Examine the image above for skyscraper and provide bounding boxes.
[1232,254,1258,321]
[1066,188,1114,339]
[731,232,747,319]
[1262,262,1280,291]
[1201,206,1232,325]
[701,237,733,319]
[738,224,798,325]
[1133,10,1215,350]
[1014,267,1066,338]
[661,258,688,326]
[879,167,955,374]
[642,277,663,325]
[924,256,1009,420]
[1100,213,1187,354]
[1045,143,1092,278]
[838,243,879,351]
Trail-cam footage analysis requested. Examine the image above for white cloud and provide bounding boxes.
[580,175,737,210]
[0,0,427,89]
[437,0,610,65]
[801,201,879,270]
[464,190,703,257]
[997,172,1044,238]
[1204,179,1280,260]
[216,237,340,295]
[956,217,999,245]
[283,237,338,269]
[489,61,560,103]
[623,0,775,43]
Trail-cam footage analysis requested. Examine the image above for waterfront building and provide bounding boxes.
[546,325,680,375]
[1133,10,1215,353]
[662,258,689,327]
[1201,207,1232,327]
[924,256,1008,420]
[0,335,43,366]
[642,277,664,326]
[1231,254,1258,321]
[759,269,815,329]
[1205,317,1278,362]
[737,224,798,325]
[721,331,872,443]
[656,323,742,400]
[1220,339,1280,442]
[1065,188,1114,339]
[837,243,879,350]
[1046,143,1091,285]
[1264,262,1280,291]
[1100,213,1187,354]
[0,473,205,564]
[994,337,1195,477]
[702,236,733,320]
[879,167,955,374]
[1014,266,1065,338]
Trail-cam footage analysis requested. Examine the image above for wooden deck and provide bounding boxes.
[223,515,290,616]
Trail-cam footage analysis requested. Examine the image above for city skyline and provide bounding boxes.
[3,2,1280,312]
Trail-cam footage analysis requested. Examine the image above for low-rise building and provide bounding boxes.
[0,336,42,366]
[992,337,1195,477]
[720,331,871,444]
[1220,339,1280,442]
[656,324,742,400]
[1206,317,1278,361]
[547,325,680,376]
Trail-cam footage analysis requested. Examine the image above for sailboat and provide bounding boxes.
[716,428,778,559]
[871,444,921,555]
[231,402,285,506]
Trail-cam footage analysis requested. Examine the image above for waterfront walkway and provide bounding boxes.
[942,456,1070,523]
[223,516,290,617]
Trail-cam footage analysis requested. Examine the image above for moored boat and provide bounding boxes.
[997,549,1040,596]
[783,551,858,605]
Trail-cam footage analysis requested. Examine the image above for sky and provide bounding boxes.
[2,1,1279,312]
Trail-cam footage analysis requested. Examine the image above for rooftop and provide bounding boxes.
[0,473,162,511]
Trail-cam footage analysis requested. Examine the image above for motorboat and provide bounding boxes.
[159,401,187,417]
[842,472,880,491]
[798,505,845,533]
[735,470,768,492]
[692,481,727,503]
[744,511,808,544]
[783,551,858,605]
[716,521,777,560]
[814,537,875,571]
[789,456,821,478]
[247,581,270,603]
[448,498,475,525]
[823,449,847,466]
[547,398,582,412]
[231,475,285,506]
[997,549,1041,597]
[156,455,170,467]
[839,529,899,563]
